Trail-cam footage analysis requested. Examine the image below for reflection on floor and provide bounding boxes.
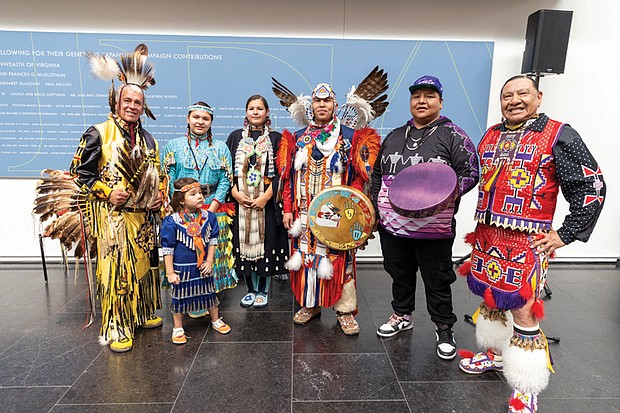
[0,262,618,412]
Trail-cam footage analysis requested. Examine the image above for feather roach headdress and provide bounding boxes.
[85,43,157,120]
[271,66,389,129]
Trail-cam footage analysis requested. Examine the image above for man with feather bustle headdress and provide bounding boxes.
[272,67,388,335]
[67,44,164,353]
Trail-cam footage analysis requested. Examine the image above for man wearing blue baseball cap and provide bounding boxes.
[370,75,479,360]
[408,74,444,95]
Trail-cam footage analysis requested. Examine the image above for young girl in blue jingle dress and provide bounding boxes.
[161,177,231,344]
[161,101,237,304]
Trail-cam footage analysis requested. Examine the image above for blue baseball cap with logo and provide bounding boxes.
[408,75,443,97]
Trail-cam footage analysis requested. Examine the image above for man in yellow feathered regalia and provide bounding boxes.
[70,44,164,353]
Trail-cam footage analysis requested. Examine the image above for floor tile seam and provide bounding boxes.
[293,352,388,356]
[53,402,175,406]
[398,379,504,384]
[497,372,508,386]
[26,280,90,287]
[54,285,89,313]
[0,385,72,389]
[550,337,620,342]
[49,344,107,411]
[0,329,104,384]
[541,296,613,314]
[291,398,408,403]
[171,328,209,411]
[359,286,413,413]
[54,311,91,315]
[291,310,296,413]
[202,340,294,344]
[0,264,51,270]
[560,286,620,295]
[0,294,91,352]
[538,397,620,401]
[539,279,617,290]
[220,310,296,313]
[171,325,211,396]
[548,264,619,270]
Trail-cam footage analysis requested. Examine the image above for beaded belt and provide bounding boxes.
[200,183,218,196]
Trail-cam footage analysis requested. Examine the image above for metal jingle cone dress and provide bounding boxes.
[161,209,220,313]
[162,135,238,293]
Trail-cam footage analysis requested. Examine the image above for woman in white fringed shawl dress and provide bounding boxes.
[226,95,289,308]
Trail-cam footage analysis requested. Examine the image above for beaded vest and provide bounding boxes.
[475,118,565,232]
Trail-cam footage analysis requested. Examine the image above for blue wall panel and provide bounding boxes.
[0,31,493,177]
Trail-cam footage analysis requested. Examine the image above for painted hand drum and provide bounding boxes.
[388,162,457,218]
[308,186,375,250]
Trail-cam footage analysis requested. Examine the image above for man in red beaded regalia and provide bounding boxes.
[458,75,606,413]
[272,69,388,335]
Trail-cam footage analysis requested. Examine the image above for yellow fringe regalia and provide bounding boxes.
[71,116,162,342]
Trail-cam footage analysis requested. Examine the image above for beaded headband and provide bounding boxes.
[179,182,201,192]
[188,105,214,115]
[312,83,336,99]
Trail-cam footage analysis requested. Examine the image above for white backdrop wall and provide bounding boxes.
[0,0,618,261]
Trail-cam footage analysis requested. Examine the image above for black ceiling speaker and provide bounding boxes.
[521,9,573,75]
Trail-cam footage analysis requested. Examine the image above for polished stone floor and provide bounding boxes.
[0,261,618,413]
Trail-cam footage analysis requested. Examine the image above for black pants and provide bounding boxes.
[378,225,457,326]
[244,273,269,294]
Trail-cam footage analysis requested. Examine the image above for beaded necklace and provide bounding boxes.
[187,132,210,173]
[235,126,272,260]
[302,117,337,146]
[404,125,438,151]
[238,126,274,187]
[504,115,539,131]
[180,209,206,265]
[298,117,340,160]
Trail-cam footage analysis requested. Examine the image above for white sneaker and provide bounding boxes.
[172,327,187,344]
[435,324,457,360]
[211,318,231,334]
[377,313,413,337]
